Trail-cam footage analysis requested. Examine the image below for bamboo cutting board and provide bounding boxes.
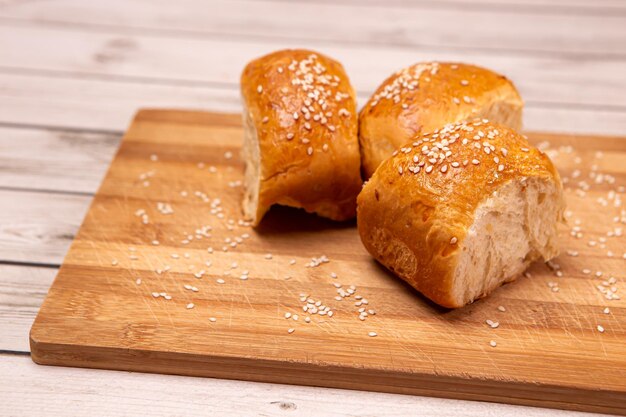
[30,110,626,415]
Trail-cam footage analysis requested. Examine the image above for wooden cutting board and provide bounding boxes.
[30,110,626,415]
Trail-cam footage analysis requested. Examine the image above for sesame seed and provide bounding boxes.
[472,159,480,165]
[460,80,469,86]
[265,253,273,260]
[486,319,500,329]
[497,306,506,312]
[216,278,225,284]
[286,133,294,140]
[307,146,313,156]
[450,237,458,244]
[368,332,378,337]
[288,328,295,334]
[257,85,263,93]
[285,312,292,319]
[209,317,217,322]
[498,164,505,172]
[186,303,195,309]
[603,307,610,314]
[597,325,605,333]
[441,165,448,173]
[262,116,269,124]
[490,340,497,347]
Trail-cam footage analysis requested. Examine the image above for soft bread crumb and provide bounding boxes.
[453,178,561,305]
[242,105,262,224]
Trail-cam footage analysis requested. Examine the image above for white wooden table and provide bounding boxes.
[1,1,624,415]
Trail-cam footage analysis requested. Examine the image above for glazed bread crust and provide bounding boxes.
[240,49,362,225]
[359,62,523,178]
[357,120,564,308]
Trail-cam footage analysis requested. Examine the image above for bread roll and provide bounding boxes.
[240,49,362,225]
[357,119,564,308]
[359,62,523,178]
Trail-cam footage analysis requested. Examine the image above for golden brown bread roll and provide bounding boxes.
[240,49,362,226]
[357,119,564,308]
[359,62,523,178]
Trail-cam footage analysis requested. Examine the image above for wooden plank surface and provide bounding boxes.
[0,265,55,353]
[2,355,596,417]
[2,23,626,109]
[0,127,119,193]
[30,110,626,415]
[0,189,88,264]
[1,0,624,56]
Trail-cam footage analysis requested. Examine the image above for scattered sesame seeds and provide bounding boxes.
[486,319,500,329]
